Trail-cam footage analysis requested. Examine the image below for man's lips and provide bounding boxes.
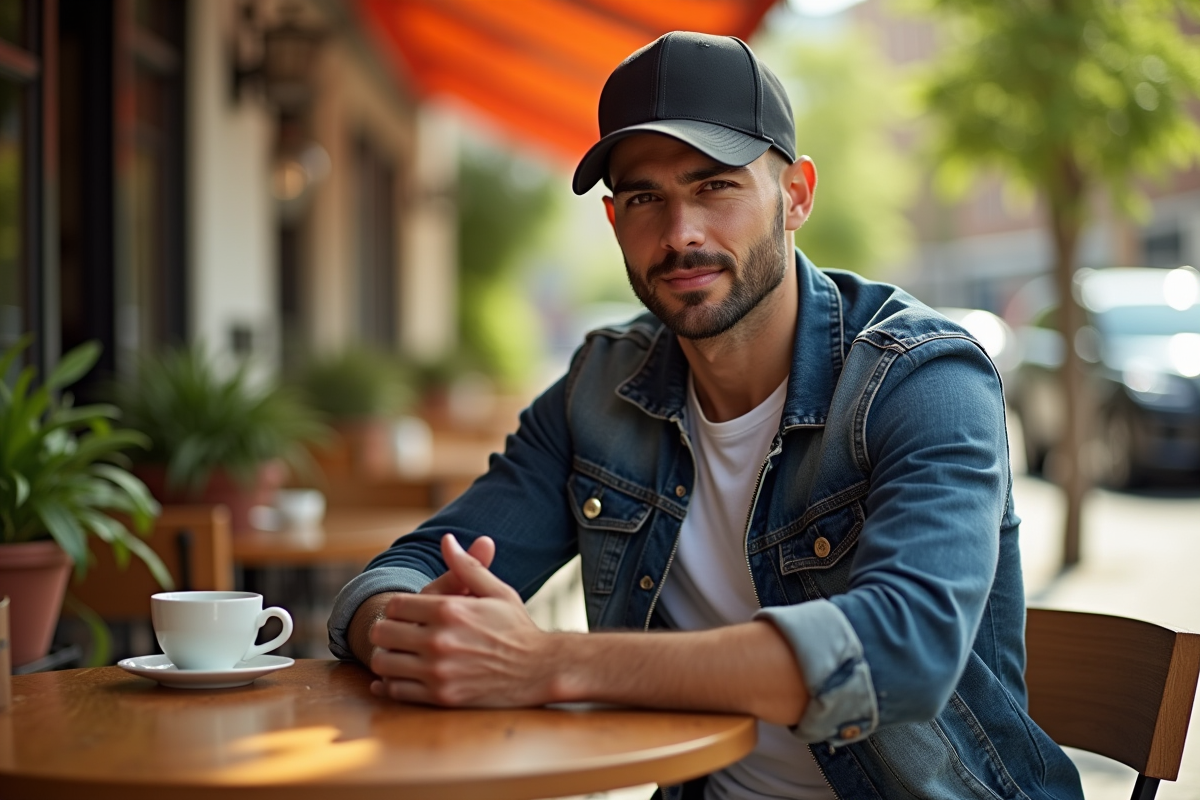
[659,269,724,291]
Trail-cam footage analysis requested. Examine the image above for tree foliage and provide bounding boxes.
[759,28,916,274]
[920,0,1200,566]
[921,0,1200,216]
[456,144,556,384]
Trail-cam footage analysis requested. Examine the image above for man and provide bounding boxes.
[329,31,1084,800]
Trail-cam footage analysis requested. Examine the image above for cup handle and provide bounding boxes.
[245,607,293,660]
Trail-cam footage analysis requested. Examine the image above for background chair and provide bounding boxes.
[69,505,233,640]
[1025,608,1200,800]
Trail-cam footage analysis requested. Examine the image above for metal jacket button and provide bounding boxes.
[674,484,686,498]
[583,497,602,519]
[639,575,655,590]
[839,724,861,740]
[814,537,831,558]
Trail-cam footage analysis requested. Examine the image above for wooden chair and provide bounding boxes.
[1025,608,1200,800]
[71,505,234,619]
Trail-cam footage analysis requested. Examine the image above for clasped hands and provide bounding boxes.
[367,533,561,707]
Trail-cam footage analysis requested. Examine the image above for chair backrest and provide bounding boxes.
[1025,607,1200,781]
[70,505,234,619]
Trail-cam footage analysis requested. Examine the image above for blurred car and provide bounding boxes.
[1008,266,1200,488]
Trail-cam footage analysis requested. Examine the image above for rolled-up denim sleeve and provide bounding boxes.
[327,567,434,660]
[326,373,579,661]
[755,599,877,743]
[759,342,1009,744]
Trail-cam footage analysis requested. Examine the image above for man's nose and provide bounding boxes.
[659,201,705,253]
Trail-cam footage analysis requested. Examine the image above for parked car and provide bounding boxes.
[1009,266,1200,488]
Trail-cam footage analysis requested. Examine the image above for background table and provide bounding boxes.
[233,508,434,567]
[0,659,756,800]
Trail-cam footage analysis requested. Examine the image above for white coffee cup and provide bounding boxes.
[151,591,293,671]
[275,488,326,529]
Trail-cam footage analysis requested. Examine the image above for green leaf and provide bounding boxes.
[60,429,151,473]
[120,532,174,591]
[62,592,113,667]
[33,498,89,575]
[0,334,32,386]
[92,464,160,532]
[12,472,28,508]
[77,509,129,566]
[46,341,101,392]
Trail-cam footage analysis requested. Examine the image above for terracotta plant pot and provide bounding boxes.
[0,540,73,667]
[135,461,288,533]
[331,419,395,480]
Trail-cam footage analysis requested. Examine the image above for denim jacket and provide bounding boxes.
[329,251,1084,800]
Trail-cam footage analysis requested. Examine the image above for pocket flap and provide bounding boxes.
[568,471,653,533]
[777,499,865,574]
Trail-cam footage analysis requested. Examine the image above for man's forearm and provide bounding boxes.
[545,619,808,726]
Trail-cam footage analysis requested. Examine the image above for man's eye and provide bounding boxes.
[702,180,732,192]
[627,193,656,206]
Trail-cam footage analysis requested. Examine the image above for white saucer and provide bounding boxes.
[117,654,295,689]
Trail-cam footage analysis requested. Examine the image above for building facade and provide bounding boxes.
[0,0,458,390]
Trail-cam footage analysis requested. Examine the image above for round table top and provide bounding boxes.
[0,659,757,800]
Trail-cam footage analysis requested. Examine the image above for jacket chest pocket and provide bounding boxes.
[775,491,865,575]
[568,471,653,596]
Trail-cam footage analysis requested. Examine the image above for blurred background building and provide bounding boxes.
[0,0,466,391]
[4,0,1195,391]
[0,0,777,397]
[847,0,1200,321]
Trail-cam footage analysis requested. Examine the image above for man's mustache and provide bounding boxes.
[646,250,736,282]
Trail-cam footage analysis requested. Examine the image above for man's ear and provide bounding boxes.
[782,157,817,232]
[603,196,616,230]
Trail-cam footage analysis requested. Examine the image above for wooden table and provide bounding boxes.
[0,659,756,800]
[233,508,434,567]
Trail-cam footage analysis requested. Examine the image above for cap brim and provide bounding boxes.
[571,119,773,195]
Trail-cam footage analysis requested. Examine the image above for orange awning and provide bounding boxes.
[357,0,778,164]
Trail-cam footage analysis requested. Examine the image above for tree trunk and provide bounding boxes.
[1047,158,1089,569]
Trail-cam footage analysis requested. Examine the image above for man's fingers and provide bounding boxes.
[441,534,514,600]
[420,535,497,596]
[382,593,457,624]
[369,648,428,680]
[467,535,496,569]
[371,678,433,705]
[421,571,467,596]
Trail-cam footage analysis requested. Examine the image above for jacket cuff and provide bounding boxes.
[326,567,434,660]
[754,599,878,745]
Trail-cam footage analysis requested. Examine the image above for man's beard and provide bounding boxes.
[625,195,788,341]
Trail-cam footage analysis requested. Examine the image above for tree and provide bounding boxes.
[921,0,1200,569]
[758,28,916,275]
[456,142,556,386]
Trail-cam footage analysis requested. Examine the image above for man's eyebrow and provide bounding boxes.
[677,164,748,185]
[611,178,660,196]
[611,164,749,196]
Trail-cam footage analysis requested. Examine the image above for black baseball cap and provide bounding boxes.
[572,31,796,195]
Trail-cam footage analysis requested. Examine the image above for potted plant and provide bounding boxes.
[297,346,414,479]
[0,337,169,667]
[115,347,327,532]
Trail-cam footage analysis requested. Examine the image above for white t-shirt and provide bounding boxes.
[658,374,835,800]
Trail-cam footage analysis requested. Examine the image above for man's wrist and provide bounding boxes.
[540,631,592,704]
[349,592,403,668]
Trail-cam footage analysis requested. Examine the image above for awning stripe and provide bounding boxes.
[358,0,778,162]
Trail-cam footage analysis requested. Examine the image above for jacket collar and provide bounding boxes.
[617,249,845,429]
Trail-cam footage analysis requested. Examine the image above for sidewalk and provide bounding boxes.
[1015,473,1200,799]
